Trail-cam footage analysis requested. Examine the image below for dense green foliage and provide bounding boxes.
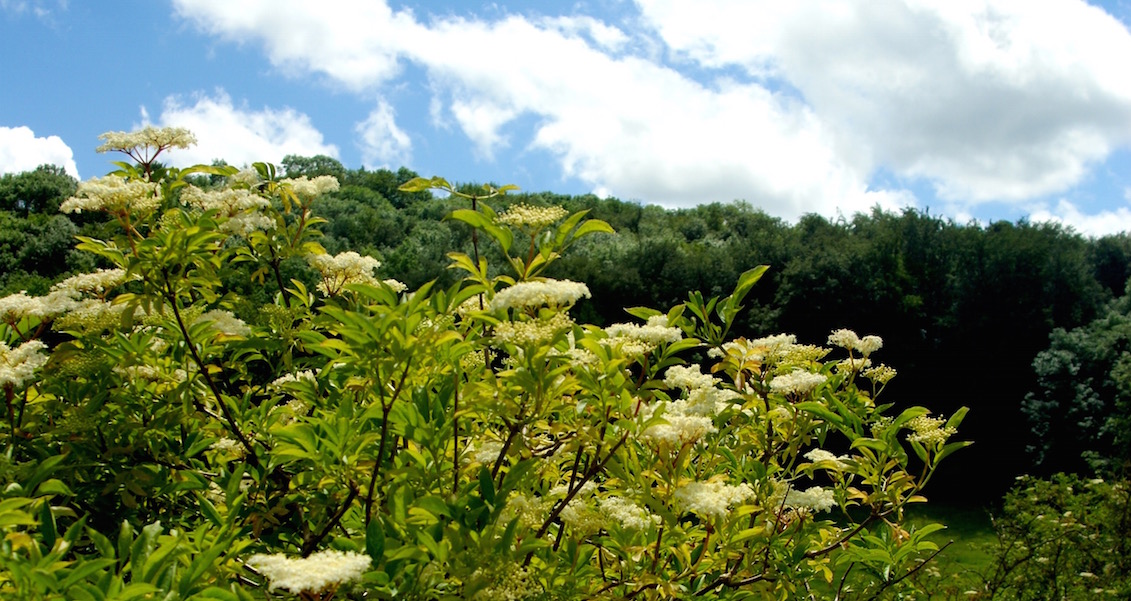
[0,132,973,599]
[3,158,1128,503]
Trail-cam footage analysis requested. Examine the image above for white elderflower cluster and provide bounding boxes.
[804,449,851,470]
[307,251,383,295]
[827,329,883,356]
[769,369,827,396]
[270,370,317,389]
[906,415,957,445]
[198,310,251,338]
[281,175,340,201]
[61,176,161,214]
[862,364,897,385]
[96,126,196,155]
[53,299,127,334]
[180,186,275,236]
[603,315,682,357]
[674,480,755,520]
[835,357,872,374]
[640,400,718,446]
[499,492,549,529]
[490,280,591,312]
[228,167,262,187]
[469,563,543,601]
[470,439,505,466]
[497,203,569,230]
[494,313,573,347]
[383,278,407,293]
[209,437,246,458]
[599,496,660,530]
[778,485,837,513]
[709,334,799,365]
[246,549,370,595]
[664,364,719,391]
[0,340,48,391]
[53,269,131,298]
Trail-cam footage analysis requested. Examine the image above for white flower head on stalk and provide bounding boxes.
[599,496,660,530]
[776,484,837,513]
[96,125,196,163]
[804,449,851,471]
[308,251,383,296]
[906,415,957,445]
[497,203,569,230]
[664,364,719,392]
[198,310,251,338]
[281,175,340,201]
[769,369,827,396]
[0,340,48,391]
[640,400,718,445]
[610,314,678,353]
[60,175,160,215]
[490,279,591,312]
[246,549,370,595]
[674,479,755,520]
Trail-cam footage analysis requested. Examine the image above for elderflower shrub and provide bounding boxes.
[0,128,969,601]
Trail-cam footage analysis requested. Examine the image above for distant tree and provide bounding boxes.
[281,154,346,180]
[0,164,78,214]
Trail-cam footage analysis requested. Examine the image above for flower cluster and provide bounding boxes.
[777,484,837,513]
[60,175,161,214]
[599,496,660,530]
[603,315,683,357]
[281,175,340,201]
[246,549,370,594]
[494,312,574,347]
[769,369,828,396]
[307,251,384,295]
[490,279,591,312]
[0,340,48,390]
[96,125,196,155]
[180,185,274,236]
[674,480,756,520]
[906,415,957,445]
[497,203,569,230]
[828,329,883,356]
[197,310,251,338]
[804,448,851,471]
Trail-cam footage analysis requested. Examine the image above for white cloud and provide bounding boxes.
[171,0,1131,220]
[0,0,65,20]
[0,126,78,177]
[1028,198,1131,237]
[356,100,411,169]
[636,0,1131,205]
[142,90,338,168]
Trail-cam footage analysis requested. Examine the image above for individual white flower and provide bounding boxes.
[490,280,591,312]
[769,370,827,396]
[0,340,48,390]
[674,480,755,520]
[246,549,370,594]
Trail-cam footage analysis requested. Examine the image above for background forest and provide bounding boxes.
[4,156,1130,507]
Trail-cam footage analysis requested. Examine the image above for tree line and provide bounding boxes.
[5,156,1130,504]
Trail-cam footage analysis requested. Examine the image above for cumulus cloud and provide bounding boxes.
[140,90,338,168]
[0,126,78,177]
[1029,198,1131,237]
[356,100,411,169]
[637,0,1131,204]
[171,0,1131,220]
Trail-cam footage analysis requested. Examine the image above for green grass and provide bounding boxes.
[904,504,998,598]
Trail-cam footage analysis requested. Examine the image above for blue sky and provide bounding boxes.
[3,0,1131,235]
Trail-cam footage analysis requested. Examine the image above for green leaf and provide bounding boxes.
[478,467,496,506]
[366,519,386,562]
